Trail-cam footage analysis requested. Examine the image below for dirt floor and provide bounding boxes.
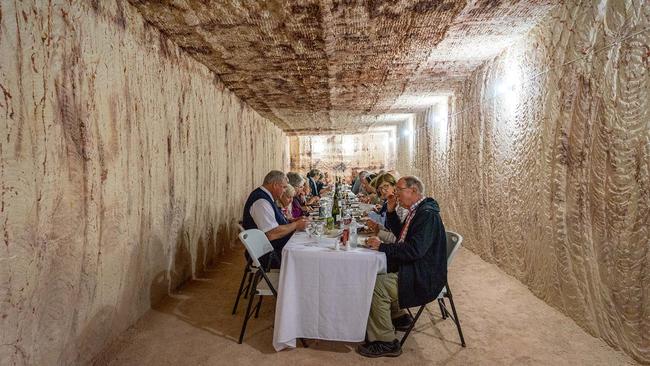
[95,248,640,366]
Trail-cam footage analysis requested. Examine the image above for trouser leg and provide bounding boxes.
[366,273,399,342]
[391,300,406,319]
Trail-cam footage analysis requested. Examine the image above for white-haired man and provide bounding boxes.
[242,170,309,268]
[358,176,448,357]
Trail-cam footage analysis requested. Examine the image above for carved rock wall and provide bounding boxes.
[288,133,396,175]
[0,1,286,364]
[413,0,649,363]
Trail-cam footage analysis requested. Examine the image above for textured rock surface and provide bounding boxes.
[288,132,396,174]
[0,1,286,365]
[128,0,556,132]
[412,1,649,363]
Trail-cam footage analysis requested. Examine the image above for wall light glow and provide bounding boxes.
[342,135,355,155]
[495,55,522,114]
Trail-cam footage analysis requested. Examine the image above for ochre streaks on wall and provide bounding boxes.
[0,1,286,364]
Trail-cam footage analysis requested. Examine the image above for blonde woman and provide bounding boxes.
[277,184,296,221]
[366,173,408,243]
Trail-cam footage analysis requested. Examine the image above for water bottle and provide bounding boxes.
[349,218,358,249]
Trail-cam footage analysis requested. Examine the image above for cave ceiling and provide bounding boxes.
[129,0,557,134]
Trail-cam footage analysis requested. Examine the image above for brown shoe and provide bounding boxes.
[356,340,402,358]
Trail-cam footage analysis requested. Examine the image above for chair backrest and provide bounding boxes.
[445,231,463,266]
[239,229,275,268]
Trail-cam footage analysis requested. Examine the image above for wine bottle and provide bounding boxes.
[332,184,341,224]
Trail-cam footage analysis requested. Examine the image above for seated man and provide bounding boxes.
[242,170,309,268]
[352,170,368,195]
[358,176,448,357]
[306,169,321,197]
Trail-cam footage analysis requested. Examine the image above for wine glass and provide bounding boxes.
[314,222,325,245]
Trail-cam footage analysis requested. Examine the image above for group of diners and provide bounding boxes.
[242,168,448,358]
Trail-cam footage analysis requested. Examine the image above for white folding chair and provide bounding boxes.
[237,229,280,344]
[399,230,466,347]
[232,224,254,315]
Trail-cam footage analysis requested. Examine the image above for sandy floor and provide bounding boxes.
[95,248,639,366]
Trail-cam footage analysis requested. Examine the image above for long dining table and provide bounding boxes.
[272,231,387,351]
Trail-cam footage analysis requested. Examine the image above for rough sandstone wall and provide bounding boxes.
[0,1,286,365]
[288,134,396,174]
[395,120,416,177]
[413,0,649,362]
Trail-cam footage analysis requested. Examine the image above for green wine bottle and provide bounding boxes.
[332,185,341,225]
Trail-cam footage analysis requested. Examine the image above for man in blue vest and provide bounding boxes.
[242,170,310,268]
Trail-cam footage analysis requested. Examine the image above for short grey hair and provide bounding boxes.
[402,175,425,195]
[286,172,305,188]
[263,170,287,185]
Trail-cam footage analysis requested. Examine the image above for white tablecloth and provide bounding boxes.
[272,232,387,351]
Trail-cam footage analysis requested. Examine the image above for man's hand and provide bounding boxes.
[386,192,397,212]
[294,217,310,231]
[365,236,381,250]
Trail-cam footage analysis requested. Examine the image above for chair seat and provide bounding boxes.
[256,272,279,296]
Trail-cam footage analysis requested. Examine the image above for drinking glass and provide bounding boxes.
[314,222,325,244]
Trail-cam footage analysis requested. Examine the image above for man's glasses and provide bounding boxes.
[395,185,410,192]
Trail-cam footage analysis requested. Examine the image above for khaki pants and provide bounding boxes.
[366,273,406,342]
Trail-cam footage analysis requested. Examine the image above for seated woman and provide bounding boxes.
[358,173,379,203]
[366,173,408,243]
[298,184,319,212]
[286,172,317,219]
[277,184,296,222]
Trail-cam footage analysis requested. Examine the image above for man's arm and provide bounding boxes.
[265,222,299,241]
[379,208,437,263]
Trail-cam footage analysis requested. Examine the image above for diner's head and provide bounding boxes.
[287,172,305,189]
[262,170,288,200]
[307,169,320,179]
[278,184,296,208]
[376,173,397,199]
[395,175,424,208]
[363,173,377,188]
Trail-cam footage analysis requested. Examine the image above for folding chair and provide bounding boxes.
[399,230,466,347]
[232,224,255,315]
[237,229,280,344]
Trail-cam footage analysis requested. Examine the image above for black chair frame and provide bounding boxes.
[232,257,257,315]
[399,281,466,347]
[238,265,278,344]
